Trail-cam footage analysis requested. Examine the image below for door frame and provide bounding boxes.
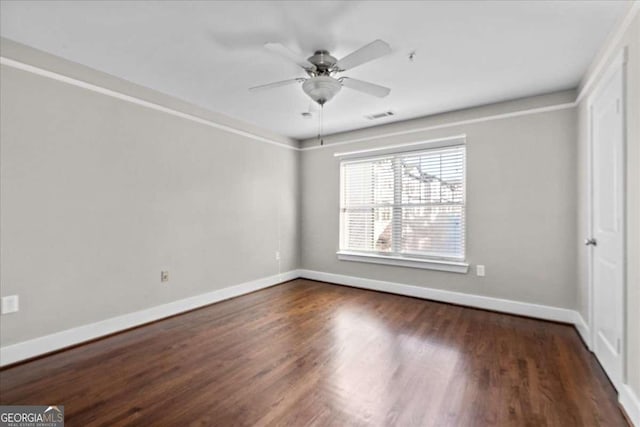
[586,47,627,391]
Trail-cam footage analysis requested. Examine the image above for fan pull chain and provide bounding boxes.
[316,105,321,144]
[318,104,324,146]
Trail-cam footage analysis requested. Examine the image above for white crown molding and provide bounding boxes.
[300,102,576,152]
[0,56,298,151]
[4,1,636,155]
[1,56,582,154]
[301,1,638,151]
[0,270,300,367]
[576,1,639,104]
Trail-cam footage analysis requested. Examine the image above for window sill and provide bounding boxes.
[336,251,469,274]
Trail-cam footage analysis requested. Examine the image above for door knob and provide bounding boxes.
[585,238,597,246]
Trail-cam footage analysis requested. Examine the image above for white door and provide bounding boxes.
[589,55,625,390]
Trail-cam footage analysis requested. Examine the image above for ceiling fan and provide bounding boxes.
[249,39,392,106]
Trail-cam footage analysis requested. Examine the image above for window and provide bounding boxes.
[339,140,466,272]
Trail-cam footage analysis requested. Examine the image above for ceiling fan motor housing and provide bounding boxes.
[302,76,342,105]
[307,50,338,74]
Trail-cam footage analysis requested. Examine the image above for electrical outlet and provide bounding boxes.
[161,271,169,283]
[1,295,19,314]
[275,251,281,261]
[476,265,485,277]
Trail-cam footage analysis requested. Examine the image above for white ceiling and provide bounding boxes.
[0,1,629,140]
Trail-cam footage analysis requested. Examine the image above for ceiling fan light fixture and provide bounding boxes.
[302,76,342,105]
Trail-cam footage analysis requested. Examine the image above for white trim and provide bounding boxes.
[334,134,466,159]
[298,269,577,324]
[620,385,640,427]
[301,102,576,151]
[586,48,627,393]
[0,270,300,367]
[0,268,606,394]
[573,311,592,349]
[576,1,639,104]
[0,56,298,151]
[586,48,628,108]
[337,251,469,273]
[586,82,596,357]
[1,55,582,154]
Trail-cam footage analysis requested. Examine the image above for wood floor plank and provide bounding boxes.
[0,279,628,426]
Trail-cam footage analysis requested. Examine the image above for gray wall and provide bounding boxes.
[0,60,299,346]
[576,10,640,402]
[300,102,578,309]
[4,21,635,401]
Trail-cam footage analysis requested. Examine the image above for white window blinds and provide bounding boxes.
[340,144,465,261]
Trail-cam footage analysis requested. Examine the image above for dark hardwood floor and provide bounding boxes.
[0,279,627,426]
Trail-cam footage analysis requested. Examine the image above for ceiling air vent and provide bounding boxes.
[365,111,394,120]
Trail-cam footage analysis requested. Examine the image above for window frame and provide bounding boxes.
[336,135,469,273]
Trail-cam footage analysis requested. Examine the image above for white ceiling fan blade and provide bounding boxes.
[335,39,391,71]
[249,78,305,93]
[340,77,390,98]
[264,42,315,69]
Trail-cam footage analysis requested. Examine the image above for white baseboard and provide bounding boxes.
[4,268,636,426]
[0,270,299,367]
[299,270,640,426]
[573,312,592,349]
[299,269,577,324]
[620,385,640,427]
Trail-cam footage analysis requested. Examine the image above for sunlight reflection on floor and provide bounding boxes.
[327,306,461,425]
